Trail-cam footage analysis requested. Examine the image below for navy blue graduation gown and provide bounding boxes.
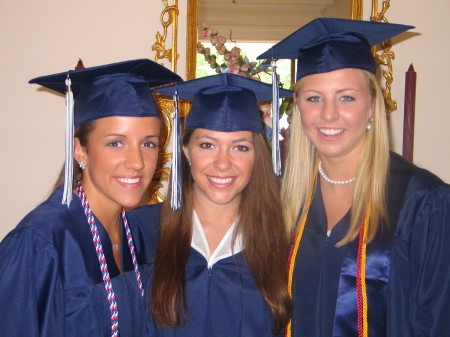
[149,247,280,337]
[0,187,160,337]
[291,152,450,337]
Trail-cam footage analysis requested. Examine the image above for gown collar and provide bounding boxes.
[191,210,243,268]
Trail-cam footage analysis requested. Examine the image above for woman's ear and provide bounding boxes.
[74,137,87,165]
[369,100,375,119]
[182,145,190,163]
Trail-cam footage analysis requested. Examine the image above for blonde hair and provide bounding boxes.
[281,70,389,245]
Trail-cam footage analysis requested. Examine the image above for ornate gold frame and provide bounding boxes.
[148,0,396,202]
[149,0,180,204]
[352,0,397,118]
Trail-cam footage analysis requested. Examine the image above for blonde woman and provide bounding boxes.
[259,18,450,337]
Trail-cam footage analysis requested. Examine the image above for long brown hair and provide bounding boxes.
[51,121,96,193]
[151,130,292,334]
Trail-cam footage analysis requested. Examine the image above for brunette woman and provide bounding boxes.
[150,73,292,336]
[0,59,181,337]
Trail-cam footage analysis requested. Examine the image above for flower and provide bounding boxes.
[197,23,271,80]
[197,23,293,147]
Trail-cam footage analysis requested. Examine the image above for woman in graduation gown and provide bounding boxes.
[0,59,181,337]
[149,73,292,336]
[258,18,450,336]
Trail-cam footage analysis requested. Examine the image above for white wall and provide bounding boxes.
[1,0,448,240]
[364,0,450,183]
[0,0,187,239]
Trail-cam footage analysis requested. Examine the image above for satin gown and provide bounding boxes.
[0,187,160,337]
[290,152,450,337]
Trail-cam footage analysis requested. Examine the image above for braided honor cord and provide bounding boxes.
[121,209,144,296]
[285,166,370,337]
[77,181,144,336]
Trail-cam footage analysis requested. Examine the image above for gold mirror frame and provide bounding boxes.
[148,0,396,202]
[352,0,397,118]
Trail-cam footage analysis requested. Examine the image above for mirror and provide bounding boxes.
[187,0,357,80]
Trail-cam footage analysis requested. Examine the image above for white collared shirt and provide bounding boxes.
[191,210,243,268]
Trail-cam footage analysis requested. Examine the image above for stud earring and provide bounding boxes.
[367,118,374,130]
[79,161,86,170]
[187,160,191,166]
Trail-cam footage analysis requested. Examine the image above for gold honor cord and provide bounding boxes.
[286,161,370,337]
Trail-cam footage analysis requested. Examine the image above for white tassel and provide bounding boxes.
[271,60,281,176]
[170,91,182,210]
[62,76,74,206]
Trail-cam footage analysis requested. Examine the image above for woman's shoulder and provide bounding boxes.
[6,188,72,241]
[390,151,446,192]
[389,152,450,237]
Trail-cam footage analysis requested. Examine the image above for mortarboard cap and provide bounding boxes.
[154,73,292,209]
[29,58,183,206]
[29,58,183,126]
[154,72,292,133]
[257,18,414,81]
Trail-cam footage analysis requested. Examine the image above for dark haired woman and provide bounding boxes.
[0,59,181,337]
[150,73,292,336]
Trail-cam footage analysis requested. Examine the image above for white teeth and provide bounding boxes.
[117,177,140,184]
[320,128,344,136]
[209,176,234,184]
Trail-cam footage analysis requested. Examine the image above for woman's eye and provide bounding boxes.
[235,145,249,152]
[306,96,322,102]
[200,142,213,149]
[107,140,123,148]
[340,95,355,102]
[143,141,157,148]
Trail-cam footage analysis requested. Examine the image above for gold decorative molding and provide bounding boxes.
[148,0,181,204]
[152,0,180,72]
[186,0,198,80]
[350,0,363,20]
[351,0,396,119]
[148,94,175,204]
[370,0,397,119]
[148,93,191,204]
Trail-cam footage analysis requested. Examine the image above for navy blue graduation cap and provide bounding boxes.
[29,58,183,206]
[257,18,414,80]
[153,73,292,209]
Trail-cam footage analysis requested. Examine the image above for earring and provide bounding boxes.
[367,118,374,130]
[79,161,86,170]
[187,160,191,166]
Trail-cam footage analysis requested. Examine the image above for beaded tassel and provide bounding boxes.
[170,90,182,210]
[271,60,281,176]
[62,76,74,206]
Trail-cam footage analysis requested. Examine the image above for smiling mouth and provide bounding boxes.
[320,128,344,136]
[117,177,140,184]
[208,176,234,184]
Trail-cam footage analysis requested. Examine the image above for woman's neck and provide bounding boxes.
[193,194,239,254]
[319,155,358,231]
[78,181,122,232]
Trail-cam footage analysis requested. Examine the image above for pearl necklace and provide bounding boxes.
[318,160,356,185]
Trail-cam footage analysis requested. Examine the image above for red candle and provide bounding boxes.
[403,64,416,161]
